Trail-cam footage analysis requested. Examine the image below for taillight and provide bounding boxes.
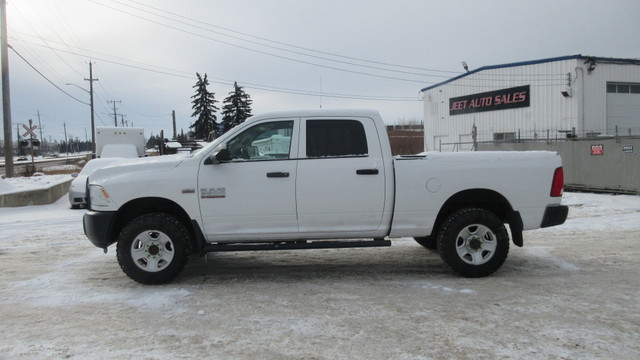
[550,167,564,197]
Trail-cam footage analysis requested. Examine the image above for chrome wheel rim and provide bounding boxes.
[455,224,497,265]
[130,230,175,272]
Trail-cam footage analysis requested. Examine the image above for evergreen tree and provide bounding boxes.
[221,82,253,134]
[190,73,219,140]
[146,132,164,149]
[176,129,188,143]
[146,132,155,149]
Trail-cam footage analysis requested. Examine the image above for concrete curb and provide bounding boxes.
[0,179,73,207]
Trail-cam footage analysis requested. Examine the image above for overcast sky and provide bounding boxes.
[3,0,639,142]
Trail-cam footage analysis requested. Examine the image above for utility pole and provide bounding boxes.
[37,110,45,155]
[63,122,68,154]
[107,100,121,127]
[120,114,127,127]
[1,0,14,177]
[36,110,44,140]
[28,119,34,166]
[85,61,98,155]
[15,122,19,155]
[172,110,177,139]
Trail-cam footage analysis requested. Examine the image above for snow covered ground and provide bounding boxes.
[0,181,639,359]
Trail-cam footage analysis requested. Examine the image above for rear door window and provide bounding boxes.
[306,120,368,157]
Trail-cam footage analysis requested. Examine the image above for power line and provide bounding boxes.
[87,0,434,84]
[12,37,420,101]
[9,45,90,105]
[8,0,572,118]
[10,2,84,79]
[119,103,171,118]
[123,0,460,75]
[11,35,567,99]
[106,0,457,79]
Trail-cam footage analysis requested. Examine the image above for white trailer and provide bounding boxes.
[95,127,145,158]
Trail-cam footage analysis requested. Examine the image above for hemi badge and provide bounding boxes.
[181,189,196,194]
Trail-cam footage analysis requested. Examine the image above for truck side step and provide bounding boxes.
[204,239,391,253]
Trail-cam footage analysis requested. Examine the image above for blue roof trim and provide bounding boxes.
[420,54,640,92]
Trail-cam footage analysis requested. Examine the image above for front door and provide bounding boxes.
[198,119,299,241]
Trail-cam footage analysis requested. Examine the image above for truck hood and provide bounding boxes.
[89,154,187,185]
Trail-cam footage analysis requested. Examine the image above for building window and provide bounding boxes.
[493,132,516,141]
[618,84,630,93]
[607,82,640,94]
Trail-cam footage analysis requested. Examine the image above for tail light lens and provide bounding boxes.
[550,167,564,197]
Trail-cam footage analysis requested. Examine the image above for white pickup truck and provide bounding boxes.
[83,109,568,284]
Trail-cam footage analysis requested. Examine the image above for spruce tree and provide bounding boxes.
[190,73,219,140]
[221,82,253,134]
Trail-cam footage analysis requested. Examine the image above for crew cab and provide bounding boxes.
[83,109,568,284]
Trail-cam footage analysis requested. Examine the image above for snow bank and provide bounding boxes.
[1,174,73,195]
[0,178,16,194]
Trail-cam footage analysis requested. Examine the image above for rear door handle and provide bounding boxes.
[356,169,379,175]
[267,172,290,178]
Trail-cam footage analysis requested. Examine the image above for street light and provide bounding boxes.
[66,82,95,155]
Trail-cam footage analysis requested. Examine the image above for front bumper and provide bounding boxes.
[83,210,117,249]
[540,204,569,228]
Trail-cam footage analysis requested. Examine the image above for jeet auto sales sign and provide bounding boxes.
[449,85,530,115]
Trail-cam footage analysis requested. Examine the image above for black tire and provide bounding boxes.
[116,213,190,284]
[437,208,509,278]
[414,236,437,250]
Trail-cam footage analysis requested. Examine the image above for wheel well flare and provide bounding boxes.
[432,189,514,237]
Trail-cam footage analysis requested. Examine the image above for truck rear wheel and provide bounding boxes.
[116,213,190,284]
[437,208,509,278]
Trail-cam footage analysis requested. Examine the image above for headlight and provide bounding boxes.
[88,185,115,209]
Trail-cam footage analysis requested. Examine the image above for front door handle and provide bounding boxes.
[356,169,379,175]
[267,172,290,178]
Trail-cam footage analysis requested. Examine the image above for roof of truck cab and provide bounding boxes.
[246,109,381,122]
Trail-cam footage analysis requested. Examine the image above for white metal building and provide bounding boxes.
[420,55,640,151]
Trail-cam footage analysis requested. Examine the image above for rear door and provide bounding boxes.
[296,117,386,236]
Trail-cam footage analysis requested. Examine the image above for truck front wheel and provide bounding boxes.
[437,208,509,278]
[116,213,190,284]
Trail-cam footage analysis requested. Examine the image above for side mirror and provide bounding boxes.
[71,173,79,178]
[206,148,231,164]
[216,148,231,162]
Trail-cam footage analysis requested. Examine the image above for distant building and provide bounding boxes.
[420,55,640,151]
[386,124,424,155]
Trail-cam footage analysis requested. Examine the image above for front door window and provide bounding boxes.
[227,121,294,161]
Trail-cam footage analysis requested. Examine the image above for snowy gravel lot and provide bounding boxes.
[1,191,639,359]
